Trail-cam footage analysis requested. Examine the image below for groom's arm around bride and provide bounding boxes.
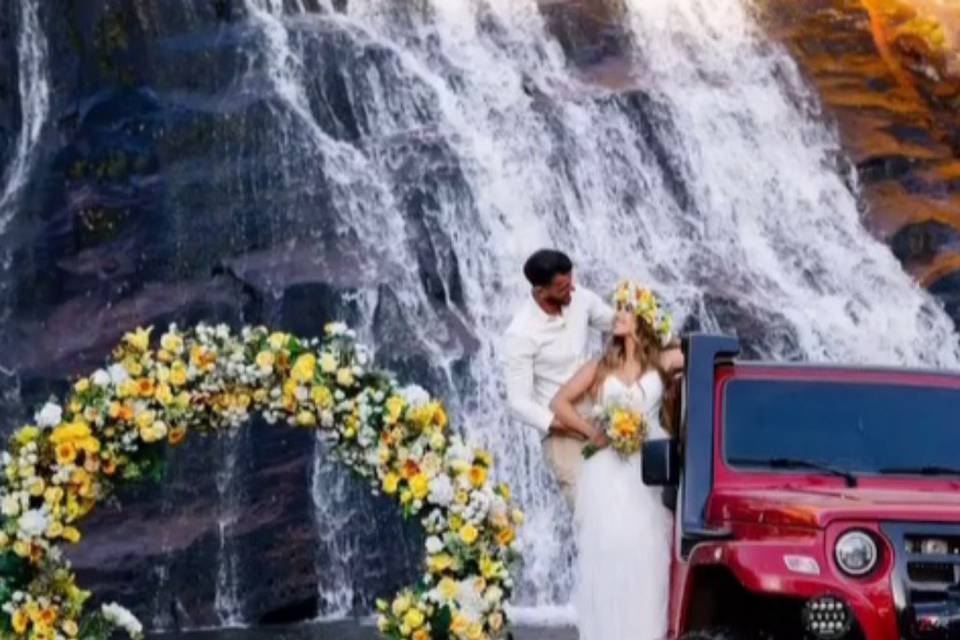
[501,250,614,507]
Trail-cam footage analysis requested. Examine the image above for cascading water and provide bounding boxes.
[3,0,960,629]
[227,0,960,619]
[0,0,49,223]
[214,431,245,627]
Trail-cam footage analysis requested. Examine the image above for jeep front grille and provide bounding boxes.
[883,523,960,639]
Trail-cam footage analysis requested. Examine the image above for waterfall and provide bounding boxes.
[0,0,49,223]
[215,0,960,621]
[214,430,246,625]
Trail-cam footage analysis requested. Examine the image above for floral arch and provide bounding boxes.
[0,323,522,640]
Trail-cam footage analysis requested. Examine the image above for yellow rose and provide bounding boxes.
[13,426,40,445]
[124,326,153,352]
[267,332,288,351]
[256,350,275,371]
[156,382,174,406]
[438,577,458,600]
[428,553,454,573]
[480,557,502,579]
[28,478,45,497]
[466,622,484,640]
[311,385,333,409]
[459,523,479,545]
[13,541,31,557]
[44,487,64,506]
[391,594,412,616]
[77,436,100,455]
[62,619,79,637]
[55,442,77,465]
[169,367,187,388]
[160,332,184,353]
[291,353,316,383]
[45,521,64,539]
[155,382,173,406]
[403,608,425,629]
[409,473,430,500]
[296,411,317,427]
[73,378,90,393]
[135,410,156,431]
[50,421,92,444]
[468,466,487,488]
[12,609,28,634]
[62,527,81,543]
[336,367,355,387]
[319,352,337,373]
[118,379,138,398]
[450,614,469,635]
[420,453,441,478]
[382,473,400,495]
[384,396,405,424]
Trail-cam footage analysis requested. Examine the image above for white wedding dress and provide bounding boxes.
[575,371,674,640]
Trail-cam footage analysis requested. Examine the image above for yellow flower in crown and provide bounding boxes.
[612,280,674,346]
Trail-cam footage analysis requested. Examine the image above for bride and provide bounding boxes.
[550,281,684,640]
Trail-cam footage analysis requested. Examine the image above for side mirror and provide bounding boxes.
[642,438,680,486]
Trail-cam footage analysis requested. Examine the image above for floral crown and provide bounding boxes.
[612,281,674,347]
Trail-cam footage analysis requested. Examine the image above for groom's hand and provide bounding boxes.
[548,420,588,441]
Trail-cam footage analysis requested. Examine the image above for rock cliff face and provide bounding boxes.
[758,0,960,317]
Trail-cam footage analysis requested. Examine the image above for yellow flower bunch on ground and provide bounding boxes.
[0,322,522,640]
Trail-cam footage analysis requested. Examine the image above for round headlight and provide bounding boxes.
[835,530,878,576]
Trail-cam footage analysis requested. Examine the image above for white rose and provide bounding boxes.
[1,494,20,517]
[108,363,129,385]
[428,475,454,506]
[18,509,49,538]
[102,603,143,636]
[35,402,62,428]
[91,369,111,387]
[425,536,444,554]
[484,586,504,606]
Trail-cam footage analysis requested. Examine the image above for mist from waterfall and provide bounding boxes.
[3,0,960,628]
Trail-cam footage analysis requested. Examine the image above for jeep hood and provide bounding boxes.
[710,485,960,529]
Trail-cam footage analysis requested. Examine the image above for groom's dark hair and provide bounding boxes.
[523,249,573,287]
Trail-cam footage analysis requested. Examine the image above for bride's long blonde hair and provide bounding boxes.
[589,307,679,436]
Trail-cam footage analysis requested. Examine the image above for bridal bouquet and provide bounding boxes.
[583,402,649,459]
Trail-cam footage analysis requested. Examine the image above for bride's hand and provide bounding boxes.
[588,429,610,449]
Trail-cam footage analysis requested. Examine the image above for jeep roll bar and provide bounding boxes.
[679,333,741,557]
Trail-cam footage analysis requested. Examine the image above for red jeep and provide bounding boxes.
[643,334,960,640]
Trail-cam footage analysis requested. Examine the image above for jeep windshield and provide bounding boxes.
[723,377,960,478]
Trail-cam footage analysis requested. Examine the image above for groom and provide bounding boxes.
[503,249,614,507]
